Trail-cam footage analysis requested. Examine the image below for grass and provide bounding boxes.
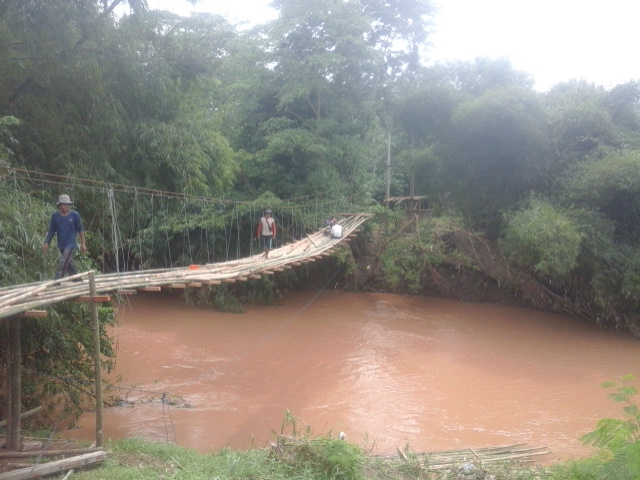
[26,435,607,480]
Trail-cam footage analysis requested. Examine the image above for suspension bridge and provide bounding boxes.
[0,213,371,320]
[1,168,375,455]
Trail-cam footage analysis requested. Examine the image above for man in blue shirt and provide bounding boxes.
[42,194,87,280]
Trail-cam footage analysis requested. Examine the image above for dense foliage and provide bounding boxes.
[1,0,640,424]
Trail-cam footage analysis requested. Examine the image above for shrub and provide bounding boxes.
[501,199,582,281]
[580,374,640,479]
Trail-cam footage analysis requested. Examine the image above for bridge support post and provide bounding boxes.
[89,271,103,447]
[4,316,22,450]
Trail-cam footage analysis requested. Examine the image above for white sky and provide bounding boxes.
[145,0,640,92]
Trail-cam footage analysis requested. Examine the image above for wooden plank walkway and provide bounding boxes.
[0,213,372,320]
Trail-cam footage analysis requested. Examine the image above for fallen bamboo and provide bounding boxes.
[0,447,105,459]
[61,469,74,480]
[0,406,43,428]
[0,451,107,480]
[420,444,550,470]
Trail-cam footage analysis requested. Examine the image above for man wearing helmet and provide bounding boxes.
[42,194,87,280]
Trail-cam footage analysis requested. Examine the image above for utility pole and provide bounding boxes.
[385,132,391,205]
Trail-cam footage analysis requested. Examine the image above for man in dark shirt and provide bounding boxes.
[42,194,87,280]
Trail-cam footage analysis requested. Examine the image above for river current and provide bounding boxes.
[64,290,640,463]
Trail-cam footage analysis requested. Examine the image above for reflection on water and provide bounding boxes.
[65,290,640,463]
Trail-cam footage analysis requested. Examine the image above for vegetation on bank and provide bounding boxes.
[46,437,552,480]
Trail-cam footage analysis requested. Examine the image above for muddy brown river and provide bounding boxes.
[64,290,640,463]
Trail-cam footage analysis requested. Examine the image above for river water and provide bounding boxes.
[65,290,640,463]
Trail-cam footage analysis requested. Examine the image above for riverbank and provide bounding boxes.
[0,434,578,479]
[340,223,640,337]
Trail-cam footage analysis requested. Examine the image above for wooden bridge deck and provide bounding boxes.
[0,213,372,320]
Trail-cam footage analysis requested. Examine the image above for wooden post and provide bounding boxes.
[3,319,12,447]
[89,272,103,447]
[9,317,22,451]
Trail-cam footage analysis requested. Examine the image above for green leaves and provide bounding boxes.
[441,86,551,236]
[580,375,640,479]
[564,151,640,244]
[546,80,620,163]
[131,118,237,195]
[501,199,582,281]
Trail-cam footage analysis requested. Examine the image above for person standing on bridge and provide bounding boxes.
[42,194,87,280]
[257,208,276,259]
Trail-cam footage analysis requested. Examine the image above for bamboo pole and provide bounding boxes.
[89,272,103,448]
[0,406,42,428]
[0,451,107,480]
[9,317,21,451]
[0,447,105,458]
[0,284,53,309]
[3,319,12,448]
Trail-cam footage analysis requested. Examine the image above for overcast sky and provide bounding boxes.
[145,0,640,92]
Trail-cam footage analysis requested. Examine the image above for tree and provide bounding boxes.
[546,80,619,165]
[501,199,582,282]
[431,57,534,96]
[240,0,434,199]
[564,151,640,244]
[1,1,239,194]
[442,86,551,236]
[606,80,640,133]
[395,82,456,148]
